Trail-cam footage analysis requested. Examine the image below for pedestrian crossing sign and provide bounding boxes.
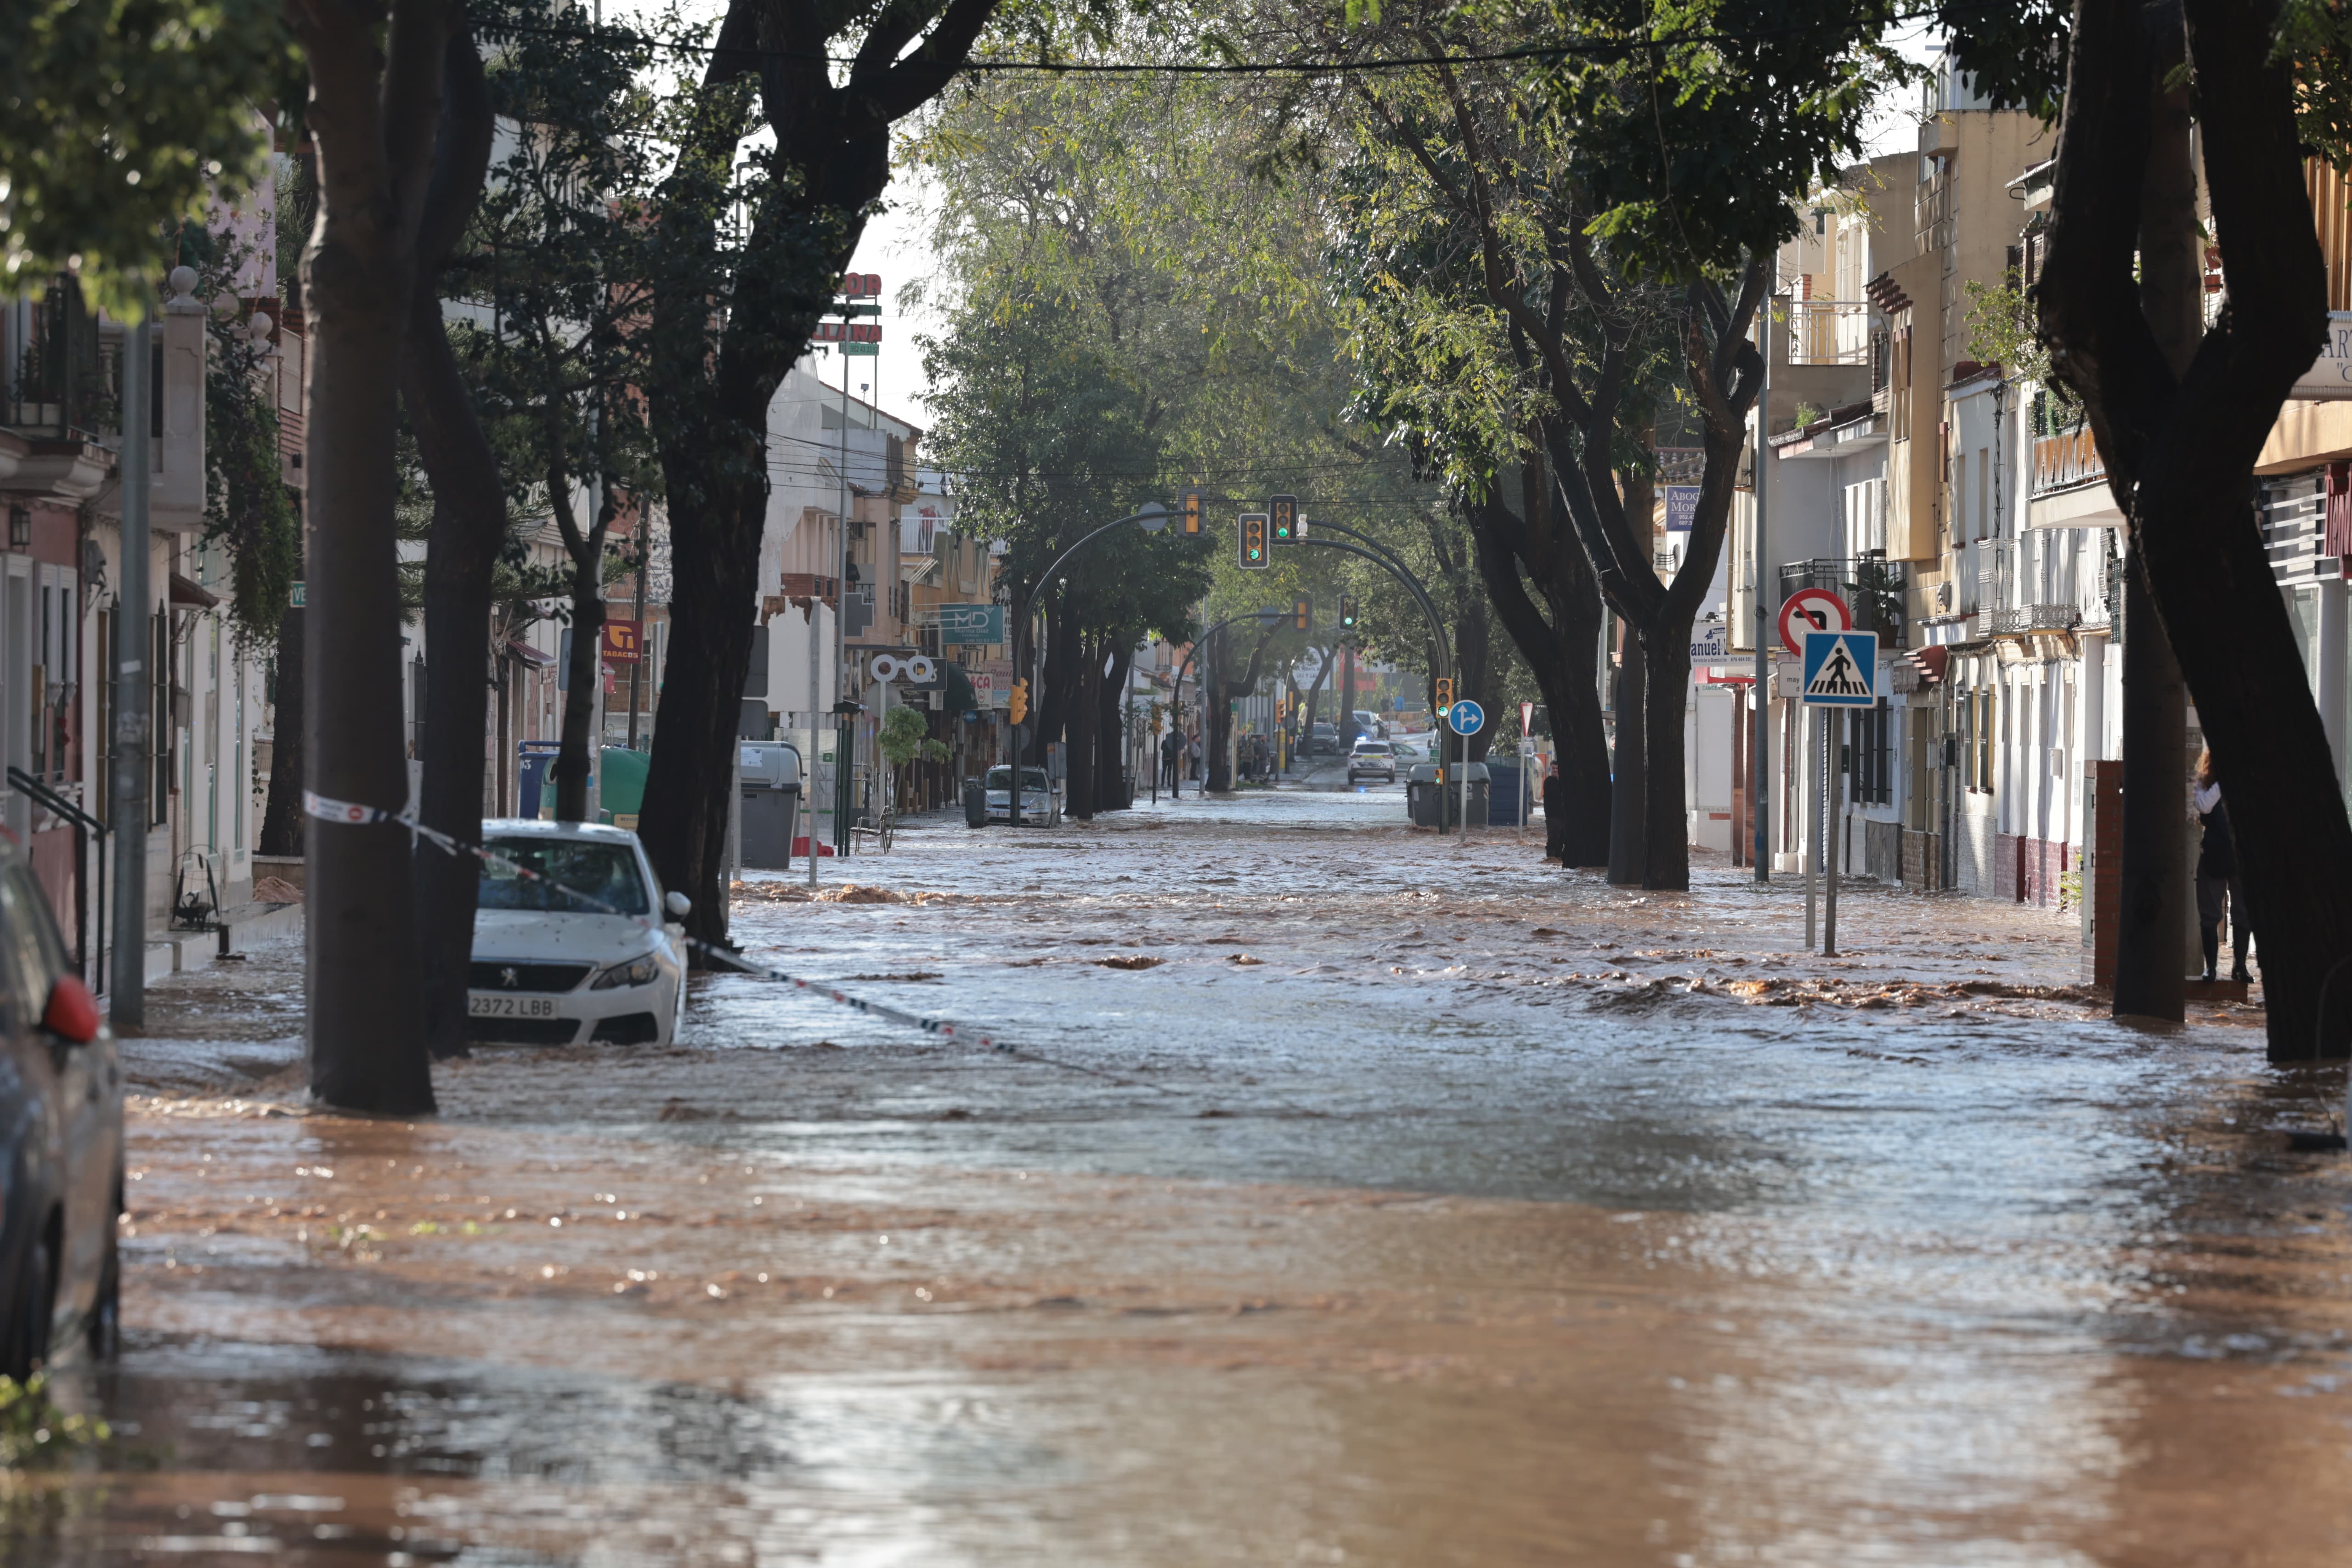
[1800,629,1878,706]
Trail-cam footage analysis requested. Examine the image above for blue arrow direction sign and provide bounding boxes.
[1800,629,1878,706]
[1447,698,1486,736]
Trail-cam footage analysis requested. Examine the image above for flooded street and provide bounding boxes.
[24,782,2352,1565]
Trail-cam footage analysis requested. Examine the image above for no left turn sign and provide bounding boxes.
[1778,588,1853,656]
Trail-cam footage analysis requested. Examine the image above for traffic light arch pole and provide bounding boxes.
[1290,535,1467,832]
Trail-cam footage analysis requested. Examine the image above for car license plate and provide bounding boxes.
[469,995,558,1018]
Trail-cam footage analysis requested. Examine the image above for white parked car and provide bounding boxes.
[983,764,1056,823]
[1347,739,1399,783]
[469,821,689,1046]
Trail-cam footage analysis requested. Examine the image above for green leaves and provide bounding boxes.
[0,0,294,313]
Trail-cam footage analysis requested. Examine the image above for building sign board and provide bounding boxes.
[1664,485,1703,532]
[939,603,1005,645]
[2293,311,2352,400]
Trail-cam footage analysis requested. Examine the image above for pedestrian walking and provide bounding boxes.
[1160,732,1180,792]
[2194,749,2252,984]
[1188,734,1203,781]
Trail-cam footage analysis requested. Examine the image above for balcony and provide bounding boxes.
[1778,555,1907,648]
[3,285,108,440]
[1786,300,1883,368]
[1985,603,2081,636]
[2032,427,2104,495]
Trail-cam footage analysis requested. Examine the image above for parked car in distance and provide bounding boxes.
[984,765,1056,822]
[1348,739,1400,784]
[0,838,120,1377]
[1353,709,1388,740]
[1306,723,1342,757]
[470,821,690,1047]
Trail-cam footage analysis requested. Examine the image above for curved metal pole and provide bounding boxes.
[1293,535,1463,835]
[1011,509,1168,826]
[1292,537,1453,685]
[1168,609,1286,799]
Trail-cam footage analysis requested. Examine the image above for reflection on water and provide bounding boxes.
[53,790,2352,1565]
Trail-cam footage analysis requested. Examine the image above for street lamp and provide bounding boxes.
[1012,502,1173,827]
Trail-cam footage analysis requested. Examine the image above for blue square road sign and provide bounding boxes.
[1799,630,1878,707]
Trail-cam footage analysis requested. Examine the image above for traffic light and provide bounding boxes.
[1180,485,1204,535]
[1239,513,1269,569]
[1434,676,1453,709]
[1009,678,1029,725]
[1338,593,1358,630]
[1292,596,1311,631]
[1269,494,1299,543]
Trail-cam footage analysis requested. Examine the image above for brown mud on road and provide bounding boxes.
[18,791,2351,1565]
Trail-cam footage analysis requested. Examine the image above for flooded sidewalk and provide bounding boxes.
[21,788,2352,1565]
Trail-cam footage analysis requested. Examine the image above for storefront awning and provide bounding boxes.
[168,572,219,610]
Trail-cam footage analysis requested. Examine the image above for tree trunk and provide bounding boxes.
[1608,626,1647,885]
[288,0,452,1116]
[1459,477,1611,866]
[401,28,500,1062]
[1067,634,1099,821]
[554,560,606,823]
[1640,632,1694,890]
[1205,632,1235,792]
[639,460,766,951]
[2040,0,2352,1058]
[2113,0,2196,1023]
[1458,587,1496,764]
[1301,644,1334,752]
[1098,642,1132,810]
[411,499,497,1059]
[258,604,304,856]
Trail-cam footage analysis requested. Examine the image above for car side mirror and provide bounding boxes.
[665,890,691,918]
[44,976,98,1044]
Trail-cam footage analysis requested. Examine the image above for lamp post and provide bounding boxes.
[1010,503,1171,826]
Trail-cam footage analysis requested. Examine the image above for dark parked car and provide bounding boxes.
[0,841,119,1377]
[1306,724,1343,757]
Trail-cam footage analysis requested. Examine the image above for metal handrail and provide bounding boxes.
[6,766,105,994]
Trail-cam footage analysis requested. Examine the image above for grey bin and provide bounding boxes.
[1406,761,1489,828]
[738,742,803,870]
[963,779,987,828]
[1406,763,1443,827]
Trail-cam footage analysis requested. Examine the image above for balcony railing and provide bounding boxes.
[1778,555,1907,648]
[3,285,109,439]
[1786,300,1880,367]
[1986,602,2081,636]
[2032,427,2104,495]
[1655,446,1705,483]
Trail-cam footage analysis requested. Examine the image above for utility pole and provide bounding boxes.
[112,317,153,1030]
[1753,292,1773,883]
[625,505,647,749]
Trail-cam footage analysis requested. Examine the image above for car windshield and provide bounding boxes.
[1354,742,1390,754]
[478,838,650,915]
[985,767,1050,791]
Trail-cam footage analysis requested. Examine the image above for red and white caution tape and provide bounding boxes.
[302,791,1006,1051]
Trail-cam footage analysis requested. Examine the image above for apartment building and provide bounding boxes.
[0,262,276,986]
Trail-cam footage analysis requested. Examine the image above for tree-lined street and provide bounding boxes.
[64,793,2352,1562]
[14,0,2352,1556]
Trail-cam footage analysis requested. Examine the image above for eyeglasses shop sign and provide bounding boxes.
[2293,312,2352,399]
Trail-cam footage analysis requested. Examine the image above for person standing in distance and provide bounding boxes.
[2194,749,2252,985]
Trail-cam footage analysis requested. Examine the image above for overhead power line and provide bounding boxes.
[495,9,1933,78]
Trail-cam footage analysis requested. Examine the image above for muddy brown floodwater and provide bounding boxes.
[13,783,2352,1566]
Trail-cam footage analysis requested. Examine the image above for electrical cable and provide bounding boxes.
[490,9,1936,77]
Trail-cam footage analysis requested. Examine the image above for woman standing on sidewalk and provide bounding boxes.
[2195,749,2252,984]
